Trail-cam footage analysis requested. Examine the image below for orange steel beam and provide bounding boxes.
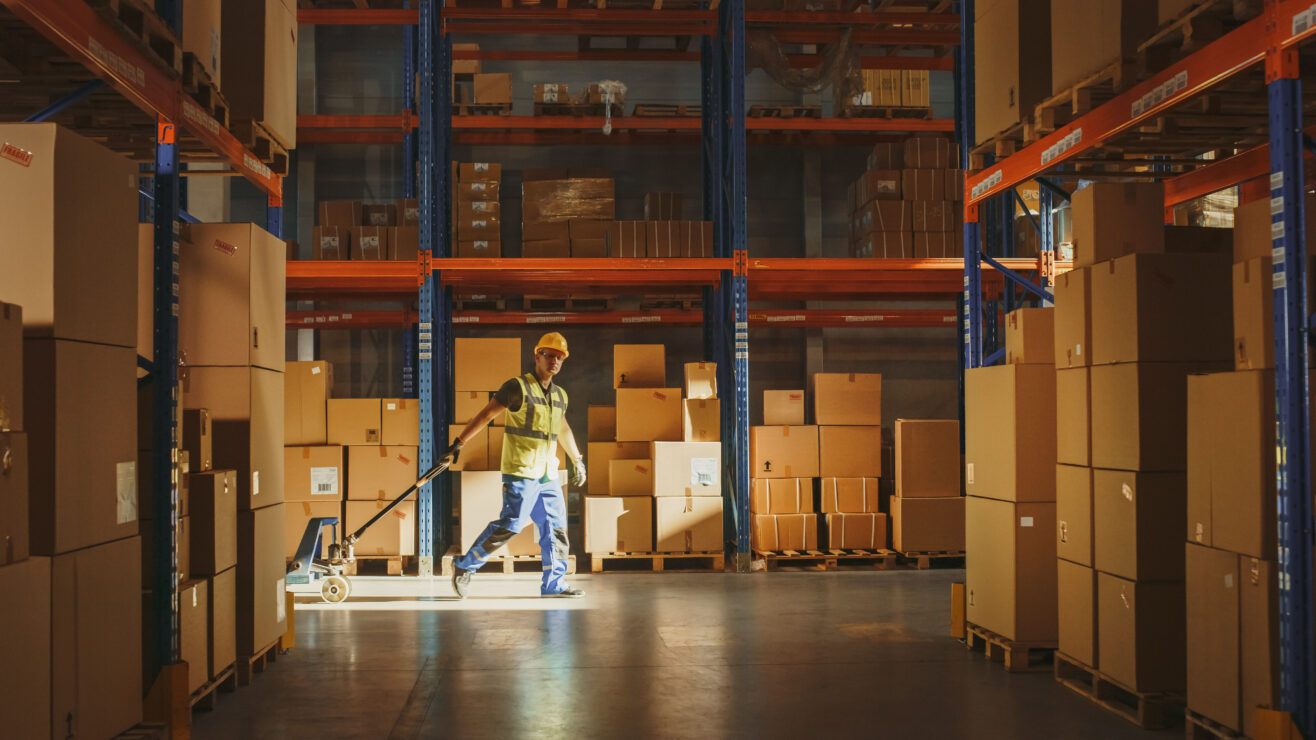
[445,49,952,69]
[298,8,417,24]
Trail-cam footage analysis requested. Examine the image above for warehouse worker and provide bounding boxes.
[443,332,587,599]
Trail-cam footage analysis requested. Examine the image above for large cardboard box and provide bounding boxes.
[1098,572,1185,692]
[1090,361,1222,471]
[584,496,653,554]
[763,390,805,426]
[345,500,415,556]
[1090,253,1233,365]
[347,445,418,501]
[818,426,882,478]
[973,0,1051,143]
[1186,543,1241,730]
[1070,183,1165,268]
[614,345,666,388]
[826,512,887,549]
[352,226,390,259]
[455,338,522,392]
[182,0,223,84]
[455,391,496,426]
[182,366,284,510]
[683,399,720,443]
[283,446,343,502]
[655,496,723,553]
[1234,192,1316,264]
[284,361,331,445]
[327,399,382,446]
[586,441,649,496]
[221,0,297,148]
[180,578,210,694]
[1004,308,1054,365]
[473,72,512,104]
[751,425,820,479]
[283,501,341,560]
[381,398,420,446]
[1056,368,1091,466]
[1053,267,1091,368]
[184,409,213,473]
[0,123,137,348]
[0,432,27,565]
[891,496,965,552]
[0,302,20,430]
[191,469,238,575]
[1056,464,1093,567]
[753,513,818,551]
[1242,556,1280,740]
[1093,469,1185,582]
[615,389,683,442]
[141,515,190,583]
[588,405,615,442]
[210,566,237,677]
[0,556,51,740]
[25,338,137,555]
[1186,372,1214,547]
[652,441,721,497]
[964,364,1056,501]
[813,373,882,426]
[1208,371,1276,559]
[1057,559,1097,667]
[460,471,538,557]
[820,477,879,513]
[236,504,287,656]
[752,478,814,514]
[180,223,286,372]
[310,226,347,260]
[684,362,717,399]
[317,200,361,228]
[894,419,960,497]
[1050,2,1156,94]
[1233,258,1273,370]
[609,459,653,496]
[965,496,1057,642]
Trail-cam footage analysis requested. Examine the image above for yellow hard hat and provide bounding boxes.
[535,332,569,358]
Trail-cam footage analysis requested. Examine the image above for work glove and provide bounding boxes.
[440,439,463,469]
[569,456,586,489]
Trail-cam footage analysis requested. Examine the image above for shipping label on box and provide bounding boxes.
[820,477,879,513]
[763,390,805,426]
[283,445,343,502]
[534,83,570,103]
[751,478,813,514]
[750,425,819,479]
[608,459,653,496]
[753,513,817,551]
[362,203,397,227]
[683,399,720,443]
[352,226,389,260]
[652,441,721,497]
[311,226,348,260]
[855,169,901,207]
[584,496,653,554]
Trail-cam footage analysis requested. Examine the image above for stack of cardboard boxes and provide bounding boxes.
[522,169,615,258]
[856,70,931,108]
[849,135,964,258]
[221,0,297,151]
[891,419,965,554]
[585,347,723,556]
[310,198,420,260]
[454,162,504,257]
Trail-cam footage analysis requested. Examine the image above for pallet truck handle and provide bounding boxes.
[345,460,450,545]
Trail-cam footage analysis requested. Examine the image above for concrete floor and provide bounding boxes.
[193,570,1153,739]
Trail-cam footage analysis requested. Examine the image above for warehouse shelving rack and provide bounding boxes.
[958,0,1316,729]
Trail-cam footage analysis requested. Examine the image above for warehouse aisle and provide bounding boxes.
[193,571,1146,739]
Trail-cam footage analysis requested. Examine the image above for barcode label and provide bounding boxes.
[310,466,339,496]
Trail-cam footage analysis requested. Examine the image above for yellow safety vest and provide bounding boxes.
[501,373,568,480]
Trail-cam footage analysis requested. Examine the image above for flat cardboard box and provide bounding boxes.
[964,496,1057,642]
[890,496,965,552]
[818,426,882,478]
[973,0,1051,143]
[813,373,882,426]
[460,471,538,557]
[317,200,361,227]
[1056,367,1091,466]
[1070,182,1166,268]
[345,500,415,556]
[1004,308,1054,365]
[820,477,879,513]
[1093,469,1186,582]
[283,446,343,502]
[0,556,51,740]
[683,399,720,443]
[184,408,213,472]
[237,504,287,656]
[455,391,495,426]
[750,425,820,479]
[894,419,960,497]
[1053,266,1091,368]
[209,567,237,677]
[1090,253,1233,365]
[455,240,500,258]
[586,442,649,496]
[763,390,805,426]
[0,123,137,348]
[1057,559,1097,667]
[1098,572,1186,693]
[826,512,887,549]
[615,389,683,442]
[381,398,420,446]
[609,459,653,496]
[352,225,391,259]
[0,302,20,430]
[1186,543,1241,730]
[753,513,818,551]
[655,496,723,553]
[752,478,814,514]
[190,469,238,575]
[1050,1,1156,93]
[684,362,717,399]
[51,537,142,740]
[652,441,721,497]
[347,446,418,501]
[588,405,616,442]
[283,501,341,560]
[1055,464,1093,567]
[25,338,137,555]
[327,399,382,446]
[284,361,331,446]
[1241,556,1280,739]
[614,345,666,388]
[1090,362,1223,471]
[584,496,653,554]
[180,578,210,693]
[180,366,283,510]
[221,0,297,148]
[182,0,222,84]
[0,432,27,565]
[964,364,1056,502]
[455,337,521,392]
[473,73,512,104]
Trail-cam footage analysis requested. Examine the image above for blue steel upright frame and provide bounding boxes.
[956,0,981,371]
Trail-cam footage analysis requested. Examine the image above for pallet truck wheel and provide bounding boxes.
[321,575,351,604]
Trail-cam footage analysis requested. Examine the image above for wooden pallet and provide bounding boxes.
[1053,651,1185,730]
[230,119,289,176]
[1138,0,1261,79]
[114,723,169,739]
[639,294,702,311]
[189,663,237,711]
[1032,60,1133,141]
[632,103,702,118]
[524,295,615,311]
[441,547,578,576]
[590,551,725,573]
[236,635,283,687]
[965,622,1055,673]
[455,295,506,311]
[345,555,415,576]
[968,119,1034,170]
[755,548,897,571]
[748,104,822,119]
[85,0,183,78]
[897,550,965,570]
[180,54,230,129]
[533,102,625,117]
[1185,708,1247,739]
[840,105,933,120]
[455,103,513,116]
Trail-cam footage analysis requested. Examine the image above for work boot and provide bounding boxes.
[543,587,585,598]
[452,567,472,599]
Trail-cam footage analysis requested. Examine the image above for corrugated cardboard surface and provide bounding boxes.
[683,399,720,443]
[613,344,666,388]
[1055,464,1093,567]
[1050,1,1155,93]
[587,405,616,442]
[221,0,297,148]
[182,365,284,510]
[655,496,722,553]
[283,501,341,560]
[284,361,331,446]
[1053,267,1091,368]
[1055,368,1091,466]
[584,496,653,554]
[182,0,222,82]
[608,459,653,496]
[652,441,721,497]
[0,431,28,565]
[1209,371,1276,559]
[825,512,886,549]
[1093,468,1186,582]
[813,373,882,426]
[1232,258,1273,370]
[210,566,237,677]
[455,391,495,426]
[346,500,415,556]
[753,513,817,551]
[1186,543,1240,730]
[972,0,1051,143]
[237,504,287,655]
[1090,253,1232,365]
[818,426,882,478]
[1186,373,1214,547]
[615,389,683,442]
[0,301,21,430]
[381,398,420,446]
[965,496,1057,642]
[752,478,814,514]
[459,471,539,557]
[750,425,820,479]
[347,445,418,500]
[964,364,1056,502]
[283,446,343,502]
[179,223,286,371]
[683,362,717,399]
[1004,307,1054,365]
[1097,572,1186,693]
[1241,556,1280,740]
[763,390,805,426]
[0,556,50,740]
[587,442,649,496]
[1234,192,1316,264]
[894,419,960,497]
[1090,361,1223,471]
[891,496,964,551]
[191,469,238,575]
[820,477,879,513]
[455,338,522,392]
[181,579,210,694]
[1071,182,1165,268]
[1057,559,1096,667]
[327,399,382,446]
[184,409,213,473]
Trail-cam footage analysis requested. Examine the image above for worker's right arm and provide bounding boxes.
[454,398,507,446]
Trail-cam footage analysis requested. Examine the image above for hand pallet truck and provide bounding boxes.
[286,461,449,603]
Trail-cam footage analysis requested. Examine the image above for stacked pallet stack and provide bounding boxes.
[454,162,504,257]
[891,419,965,561]
[522,168,615,258]
[848,135,963,258]
[815,374,885,551]
[310,198,420,260]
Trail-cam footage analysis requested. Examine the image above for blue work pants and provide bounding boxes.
[454,474,571,594]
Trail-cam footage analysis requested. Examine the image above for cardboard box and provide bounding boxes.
[456,218,500,243]
[236,504,287,656]
[347,446,417,501]
[0,432,26,565]
[572,237,609,258]
[180,578,210,693]
[1053,266,1091,368]
[459,471,538,557]
[183,408,213,473]
[750,425,820,479]
[522,178,615,223]
[964,364,1056,501]
[902,170,945,201]
[452,42,480,75]
[1070,183,1165,268]
[813,373,882,426]
[473,73,512,103]
[455,239,500,258]
[952,581,967,639]
[283,446,342,502]
[753,513,818,551]
[684,362,717,399]
[645,221,684,258]
[180,366,283,510]
[345,500,415,556]
[0,556,51,740]
[25,338,137,555]
[820,477,879,513]
[853,201,910,234]
[890,496,965,551]
[752,478,814,514]
[1098,572,1185,692]
[1057,559,1097,667]
[449,426,490,472]
[179,223,286,371]
[351,226,390,260]
[1186,543,1241,730]
[826,512,887,549]
[903,136,952,169]
[0,302,19,430]
[588,405,615,442]
[614,345,666,388]
[458,162,503,183]
[683,399,720,443]
[209,566,236,677]
[1186,372,1213,546]
[1233,258,1273,370]
[284,361,331,446]
[190,469,238,575]
[894,419,960,497]
[615,389,683,442]
[911,231,963,258]
[652,441,721,497]
[327,399,382,446]
[1234,191,1316,264]
[853,169,902,207]
[763,390,805,426]
[182,0,223,84]
[51,537,142,739]
[1241,556,1280,739]
[393,226,419,261]
[317,200,361,228]
[643,192,684,221]
[584,496,653,554]
[1056,368,1090,466]
[818,426,882,478]
[1090,362,1222,471]
[607,221,648,258]
[533,83,569,103]
[0,123,137,348]
[586,442,649,496]
[523,239,570,258]
[283,501,341,560]
[1004,308,1054,365]
[1050,1,1156,94]
[455,338,521,392]
[973,0,1051,143]
[396,198,420,226]
[1056,464,1093,567]
[867,142,904,170]
[908,200,958,232]
[1090,253,1233,365]
[964,496,1057,642]
[608,459,652,496]
[221,0,297,148]
[381,398,420,446]
[361,203,398,227]
[310,226,348,260]
[1093,468,1186,581]
[655,496,723,553]
[454,391,495,426]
